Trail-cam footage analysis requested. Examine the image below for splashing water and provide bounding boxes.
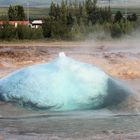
[0,52,131,111]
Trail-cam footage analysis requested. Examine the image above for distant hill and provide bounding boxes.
[0,0,68,7]
[0,0,140,7]
[0,0,49,7]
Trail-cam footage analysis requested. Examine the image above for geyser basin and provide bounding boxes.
[0,52,131,111]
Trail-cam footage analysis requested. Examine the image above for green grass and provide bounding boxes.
[0,7,49,19]
[25,7,49,19]
[111,7,140,15]
[0,7,8,15]
[0,7,140,20]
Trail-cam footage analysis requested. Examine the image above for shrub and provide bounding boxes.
[32,27,44,39]
[16,25,43,40]
[1,23,16,40]
[111,23,123,38]
[16,25,32,39]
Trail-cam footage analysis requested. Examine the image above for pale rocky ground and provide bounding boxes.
[0,40,140,80]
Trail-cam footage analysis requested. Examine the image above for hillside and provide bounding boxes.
[0,0,140,7]
[0,3,140,19]
[0,0,70,7]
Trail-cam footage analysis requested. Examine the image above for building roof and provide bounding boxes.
[0,21,29,25]
[32,20,43,25]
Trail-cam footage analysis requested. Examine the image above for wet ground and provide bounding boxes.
[0,40,140,79]
[0,40,140,139]
[1,111,140,140]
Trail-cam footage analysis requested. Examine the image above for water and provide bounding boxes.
[0,53,140,139]
[0,100,140,139]
[1,109,140,140]
[0,53,131,111]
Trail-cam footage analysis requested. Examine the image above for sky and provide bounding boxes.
[98,0,140,7]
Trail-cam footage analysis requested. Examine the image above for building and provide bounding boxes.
[0,20,43,29]
[0,21,29,28]
[31,20,43,29]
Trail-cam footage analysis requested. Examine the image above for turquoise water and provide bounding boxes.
[0,53,131,111]
[0,53,139,139]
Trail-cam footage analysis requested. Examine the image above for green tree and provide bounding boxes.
[114,11,123,22]
[60,0,67,24]
[41,0,138,40]
[49,2,57,18]
[8,5,25,21]
[127,13,138,22]
[80,3,88,24]
[85,0,97,24]
[42,17,54,38]
[56,4,61,20]
[67,12,74,27]
[69,18,82,40]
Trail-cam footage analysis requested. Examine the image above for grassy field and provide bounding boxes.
[0,7,140,19]
[111,7,140,16]
[0,7,49,19]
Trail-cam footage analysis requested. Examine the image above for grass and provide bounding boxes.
[111,7,140,15]
[0,7,8,16]
[0,6,140,20]
[0,7,49,19]
[25,7,49,19]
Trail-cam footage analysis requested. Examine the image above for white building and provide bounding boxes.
[31,20,43,28]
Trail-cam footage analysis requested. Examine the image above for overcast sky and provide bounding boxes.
[98,0,140,7]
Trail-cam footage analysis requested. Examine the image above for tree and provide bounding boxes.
[85,0,97,24]
[41,0,138,40]
[127,13,138,22]
[42,17,54,38]
[80,3,88,24]
[67,12,74,27]
[114,11,123,23]
[49,2,57,18]
[8,5,15,20]
[17,5,25,20]
[70,18,82,40]
[56,4,61,20]
[60,0,67,24]
[131,13,138,22]
[8,5,25,21]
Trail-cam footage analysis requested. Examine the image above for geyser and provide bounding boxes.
[0,52,131,111]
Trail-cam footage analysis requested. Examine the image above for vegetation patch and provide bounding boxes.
[0,0,139,40]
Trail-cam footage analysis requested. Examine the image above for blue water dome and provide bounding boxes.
[0,52,131,111]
